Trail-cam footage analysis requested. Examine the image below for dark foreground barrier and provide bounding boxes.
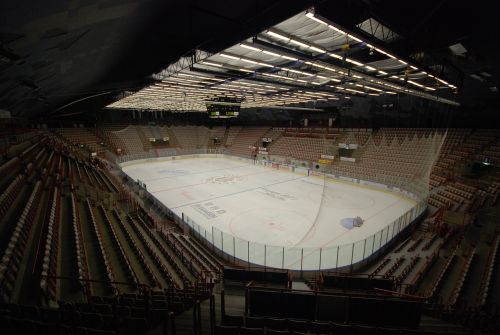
[247,287,422,329]
[223,267,290,286]
[321,272,394,291]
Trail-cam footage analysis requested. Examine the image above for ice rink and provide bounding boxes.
[122,155,417,270]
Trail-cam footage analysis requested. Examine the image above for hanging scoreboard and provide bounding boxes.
[206,97,241,118]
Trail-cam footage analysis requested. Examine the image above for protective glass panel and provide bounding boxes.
[373,230,382,253]
[266,245,284,269]
[381,226,389,246]
[364,235,374,260]
[302,247,321,271]
[387,221,395,243]
[352,240,365,264]
[320,245,338,270]
[234,236,249,264]
[205,228,213,248]
[213,228,223,251]
[222,231,234,257]
[248,242,265,266]
[337,243,353,268]
[283,247,303,271]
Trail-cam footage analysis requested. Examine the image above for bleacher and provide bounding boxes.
[170,126,210,150]
[227,127,269,156]
[0,127,499,334]
[269,134,327,161]
[57,128,106,154]
[0,134,221,333]
[105,126,151,154]
[329,128,443,190]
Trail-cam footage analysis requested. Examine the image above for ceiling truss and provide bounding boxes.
[108,8,459,112]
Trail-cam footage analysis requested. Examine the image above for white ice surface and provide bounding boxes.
[122,156,416,270]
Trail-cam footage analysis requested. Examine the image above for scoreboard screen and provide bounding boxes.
[206,97,241,118]
[208,110,239,118]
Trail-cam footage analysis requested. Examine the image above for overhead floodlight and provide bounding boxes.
[329,53,343,60]
[309,46,326,53]
[239,44,262,52]
[219,53,240,60]
[345,88,365,94]
[282,55,298,61]
[289,39,309,48]
[200,61,222,67]
[327,24,346,35]
[304,10,457,91]
[266,30,289,41]
[305,12,328,25]
[345,58,364,66]
[407,80,424,88]
[262,50,281,57]
[347,34,363,43]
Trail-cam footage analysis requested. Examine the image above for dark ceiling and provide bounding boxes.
[1,0,499,122]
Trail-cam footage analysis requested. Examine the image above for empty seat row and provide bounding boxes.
[112,210,160,288]
[383,258,405,279]
[99,206,138,286]
[427,250,457,300]
[166,232,222,280]
[85,200,117,294]
[133,216,191,287]
[477,235,500,306]
[71,192,91,295]
[0,175,25,217]
[395,257,420,285]
[125,215,177,288]
[40,187,61,303]
[448,249,476,306]
[0,180,43,301]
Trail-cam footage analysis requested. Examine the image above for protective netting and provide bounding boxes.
[154,130,447,271]
[297,129,447,270]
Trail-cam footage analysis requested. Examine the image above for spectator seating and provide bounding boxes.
[57,128,106,154]
[98,206,139,288]
[225,127,242,146]
[106,126,150,154]
[71,192,91,297]
[477,235,500,306]
[0,180,43,301]
[39,187,61,304]
[112,210,160,289]
[85,199,117,295]
[125,215,178,288]
[228,127,269,156]
[427,249,457,301]
[448,248,476,306]
[170,126,210,150]
[269,136,326,161]
[383,258,406,279]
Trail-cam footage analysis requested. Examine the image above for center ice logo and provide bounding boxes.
[206,175,245,184]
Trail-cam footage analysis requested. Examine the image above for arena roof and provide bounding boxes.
[107,9,459,112]
[1,0,499,122]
